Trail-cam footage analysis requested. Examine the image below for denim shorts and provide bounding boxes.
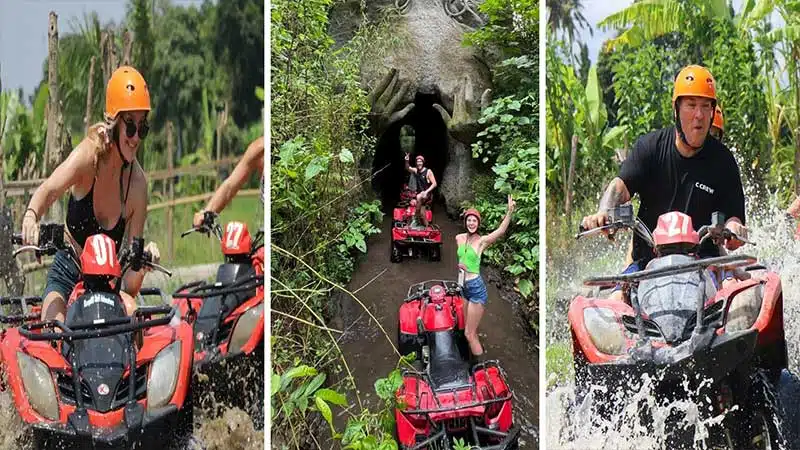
[42,249,81,300]
[463,275,488,305]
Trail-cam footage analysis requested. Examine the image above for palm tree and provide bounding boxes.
[547,0,591,45]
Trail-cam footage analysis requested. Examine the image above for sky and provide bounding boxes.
[0,0,202,100]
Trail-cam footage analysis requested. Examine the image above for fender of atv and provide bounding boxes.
[399,297,465,336]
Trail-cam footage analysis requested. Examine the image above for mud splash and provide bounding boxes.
[545,195,800,449]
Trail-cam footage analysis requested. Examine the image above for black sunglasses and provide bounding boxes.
[122,117,149,139]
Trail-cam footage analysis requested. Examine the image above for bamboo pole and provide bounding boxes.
[84,56,96,135]
[167,121,174,262]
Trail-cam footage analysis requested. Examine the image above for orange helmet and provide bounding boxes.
[104,66,151,120]
[672,65,717,106]
[712,105,724,131]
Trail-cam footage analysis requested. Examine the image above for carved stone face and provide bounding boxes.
[360,0,491,120]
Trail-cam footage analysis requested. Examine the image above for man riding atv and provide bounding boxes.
[581,65,748,301]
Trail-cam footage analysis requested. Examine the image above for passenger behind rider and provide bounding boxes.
[21,66,161,322]
[580,65,747,301]
[404,152,437,228]
[710,105,724,141]
[193,136,265,228]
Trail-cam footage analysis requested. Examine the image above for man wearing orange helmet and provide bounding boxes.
[456,195,515,357]
[22,66,160,322]
[581,65,747,299]
[404,152,437,228]
[710,105,724,141]
[192,136,264,228]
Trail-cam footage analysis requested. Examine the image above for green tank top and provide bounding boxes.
[457,241,481,274]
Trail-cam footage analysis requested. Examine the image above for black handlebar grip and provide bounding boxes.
[12,234,23,245]
[579,225,587,233]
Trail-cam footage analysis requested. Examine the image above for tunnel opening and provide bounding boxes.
[371,92,449,213]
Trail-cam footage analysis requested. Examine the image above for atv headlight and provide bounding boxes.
[228,303,264,356]
[583,307,627,355]
[17,351,59,420]
[147,341,181,411]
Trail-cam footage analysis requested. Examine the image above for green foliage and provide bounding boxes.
[465,2,539,322]
[707,18,771,191]
[465,0,538,60]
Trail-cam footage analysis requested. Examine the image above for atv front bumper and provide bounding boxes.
[31,403,183,450]
[581,328,759,390]
[403,424,520,450]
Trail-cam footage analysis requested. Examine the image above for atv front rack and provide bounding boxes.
[398,360,518,449]
[583,254,757,287]
[399,360,513,415]
[0,296,44,324]
[171,273,263,323]
[19,304,174,342]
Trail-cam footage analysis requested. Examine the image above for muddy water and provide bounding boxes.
[545,197,800,449]
[337,208,539,447]
[0,381,263,450]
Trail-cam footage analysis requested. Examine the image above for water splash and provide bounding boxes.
[546,194,800,449]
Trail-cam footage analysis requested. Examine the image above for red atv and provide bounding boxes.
[399,184,416,204]
[0,224,194,449]
[391,196,442,263]
[395,279,520,448]
[569,206,789,448]
[171,212,264,424]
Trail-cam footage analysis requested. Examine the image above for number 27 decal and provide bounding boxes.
[664,212,690,237]
[225,222,245,249]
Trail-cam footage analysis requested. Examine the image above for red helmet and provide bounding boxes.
[463,208,481,227]
[652,212,699,247]
[429,284,446,303]
[80,234,122,277]
[415,155,425,164]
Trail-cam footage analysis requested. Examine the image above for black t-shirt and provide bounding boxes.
[619,127,745,265]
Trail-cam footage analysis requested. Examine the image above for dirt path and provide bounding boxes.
[336,208,539,447]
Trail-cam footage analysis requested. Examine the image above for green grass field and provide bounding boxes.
[144,196,263,267]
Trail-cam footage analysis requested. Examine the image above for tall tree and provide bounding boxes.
[129,0,155,78]
[214,0,264,127]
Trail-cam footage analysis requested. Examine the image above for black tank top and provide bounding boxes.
[415,168,430,191]
[67,172,131,251]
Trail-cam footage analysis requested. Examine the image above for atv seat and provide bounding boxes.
[427,330,471,391]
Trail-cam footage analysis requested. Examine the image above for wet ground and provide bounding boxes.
[335,207,539,447]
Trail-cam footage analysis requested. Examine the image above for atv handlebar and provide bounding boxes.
[181,211,222,241]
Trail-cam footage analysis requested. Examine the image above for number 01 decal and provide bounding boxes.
[89,235,116,267]
[665,212,690,237]
[225,222,245,249]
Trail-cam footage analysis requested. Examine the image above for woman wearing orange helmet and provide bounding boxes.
[710,105,724,141]
[456,194,515,357]
[21,66,160,322]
